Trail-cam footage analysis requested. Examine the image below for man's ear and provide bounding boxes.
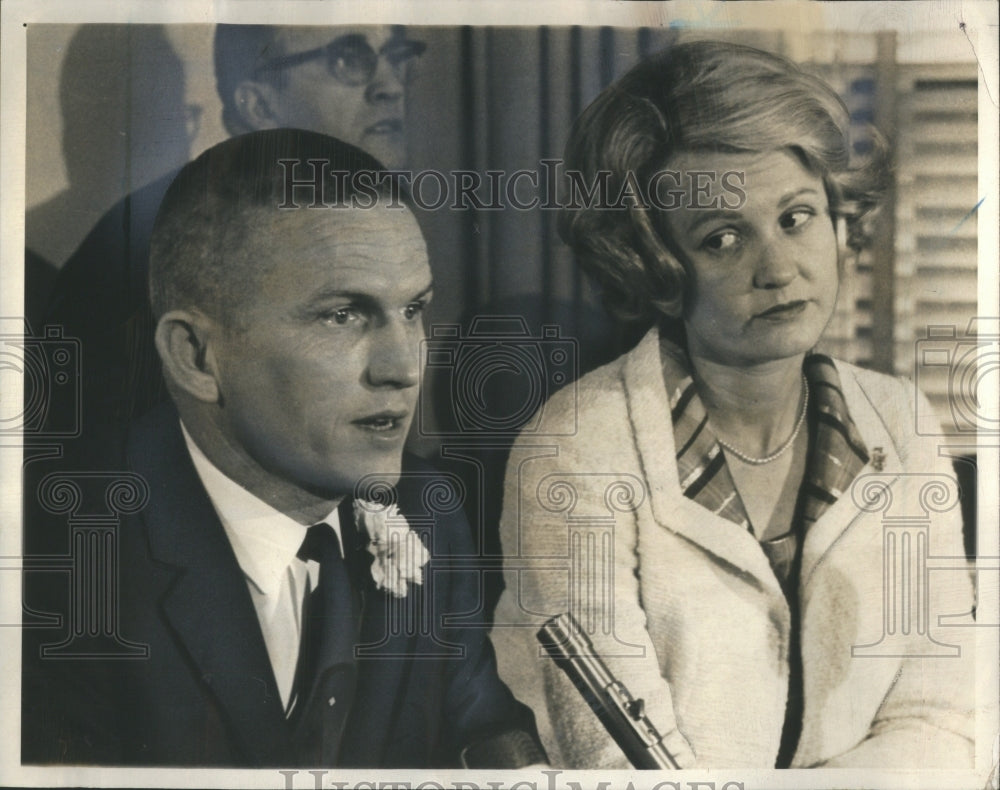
[155,310,222,403]
[232,80,281,131]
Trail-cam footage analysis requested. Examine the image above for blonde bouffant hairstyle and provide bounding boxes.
[559,39,887,324]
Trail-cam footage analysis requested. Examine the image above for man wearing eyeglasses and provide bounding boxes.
[216,25,423,170]
[41,24,427,445]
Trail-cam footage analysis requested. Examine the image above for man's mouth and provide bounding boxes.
[756,300,808,320]
[353,411,408,433]
[365,119,403,135]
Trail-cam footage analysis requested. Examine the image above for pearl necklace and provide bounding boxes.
[717,376,809,466]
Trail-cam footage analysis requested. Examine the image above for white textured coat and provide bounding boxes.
[491,328,975,769]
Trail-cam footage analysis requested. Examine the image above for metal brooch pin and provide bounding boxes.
[872,447,886,471]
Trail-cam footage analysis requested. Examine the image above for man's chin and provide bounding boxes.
[363,134,405,170]
[289,449,404,503]
[341,455,404,500]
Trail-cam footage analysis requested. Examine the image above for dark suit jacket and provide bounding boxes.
[22,404,545,767]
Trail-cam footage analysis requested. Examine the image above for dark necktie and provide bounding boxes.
[288,521,360,763]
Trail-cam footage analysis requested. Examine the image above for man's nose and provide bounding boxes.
[752,236,799,290]
[365,56,404,105]
[366,320,420,388]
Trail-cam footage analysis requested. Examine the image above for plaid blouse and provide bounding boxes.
[661,336,870,583]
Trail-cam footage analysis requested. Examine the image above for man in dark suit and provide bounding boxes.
[22,128,546,768]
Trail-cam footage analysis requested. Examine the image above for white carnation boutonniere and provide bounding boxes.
[353,499,430,598]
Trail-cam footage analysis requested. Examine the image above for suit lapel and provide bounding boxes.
[127,406,298,764]
[292,493,419,765]
[340,480,427,765]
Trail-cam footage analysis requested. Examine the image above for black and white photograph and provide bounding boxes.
[1,2,997,788]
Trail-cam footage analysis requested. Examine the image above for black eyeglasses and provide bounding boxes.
[257,34,426,87]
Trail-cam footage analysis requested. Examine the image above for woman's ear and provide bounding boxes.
[154,310,222,403]
[232,80,281,131]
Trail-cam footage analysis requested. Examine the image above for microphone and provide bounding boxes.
[536,612,680,769]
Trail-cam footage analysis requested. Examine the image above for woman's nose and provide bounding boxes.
[752,238,799,290]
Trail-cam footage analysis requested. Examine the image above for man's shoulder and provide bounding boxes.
[125,401,187,475]
[395,451,464,497]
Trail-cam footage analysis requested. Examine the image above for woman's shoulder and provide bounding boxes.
[833,359,922,412]
[508,334,652,461]
[829,356,941,457]
[832,357,913,403]
[544,342,633,414]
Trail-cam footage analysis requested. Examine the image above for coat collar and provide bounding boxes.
[798,360,904,587]
[622,326,904,596]
[623,328,782,595]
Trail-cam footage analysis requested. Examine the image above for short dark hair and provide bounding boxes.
[213,25,289,137]
[149,128,410,325]
[559,39,887,324]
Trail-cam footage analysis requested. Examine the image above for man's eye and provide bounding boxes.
[403,300,427,320]
[324,307,359,325]
[331,42,370,70]
[335,51,365,70]
[702,230,740,252]
[781,208,815,231]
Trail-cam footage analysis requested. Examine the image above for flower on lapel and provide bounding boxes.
[353,499,430,598]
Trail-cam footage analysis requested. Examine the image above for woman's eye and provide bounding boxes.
[781,208,815,231]
[702,230,740,252]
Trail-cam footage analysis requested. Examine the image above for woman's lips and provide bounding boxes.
[756,300,808,320]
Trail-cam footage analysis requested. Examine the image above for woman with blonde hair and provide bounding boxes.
[491,39,975,769]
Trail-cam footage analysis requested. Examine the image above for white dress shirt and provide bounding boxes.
[181,423,343,712]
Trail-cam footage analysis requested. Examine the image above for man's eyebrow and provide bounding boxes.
[410,283,435,301]
[304,281,435,306]
[328,33,367,48]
